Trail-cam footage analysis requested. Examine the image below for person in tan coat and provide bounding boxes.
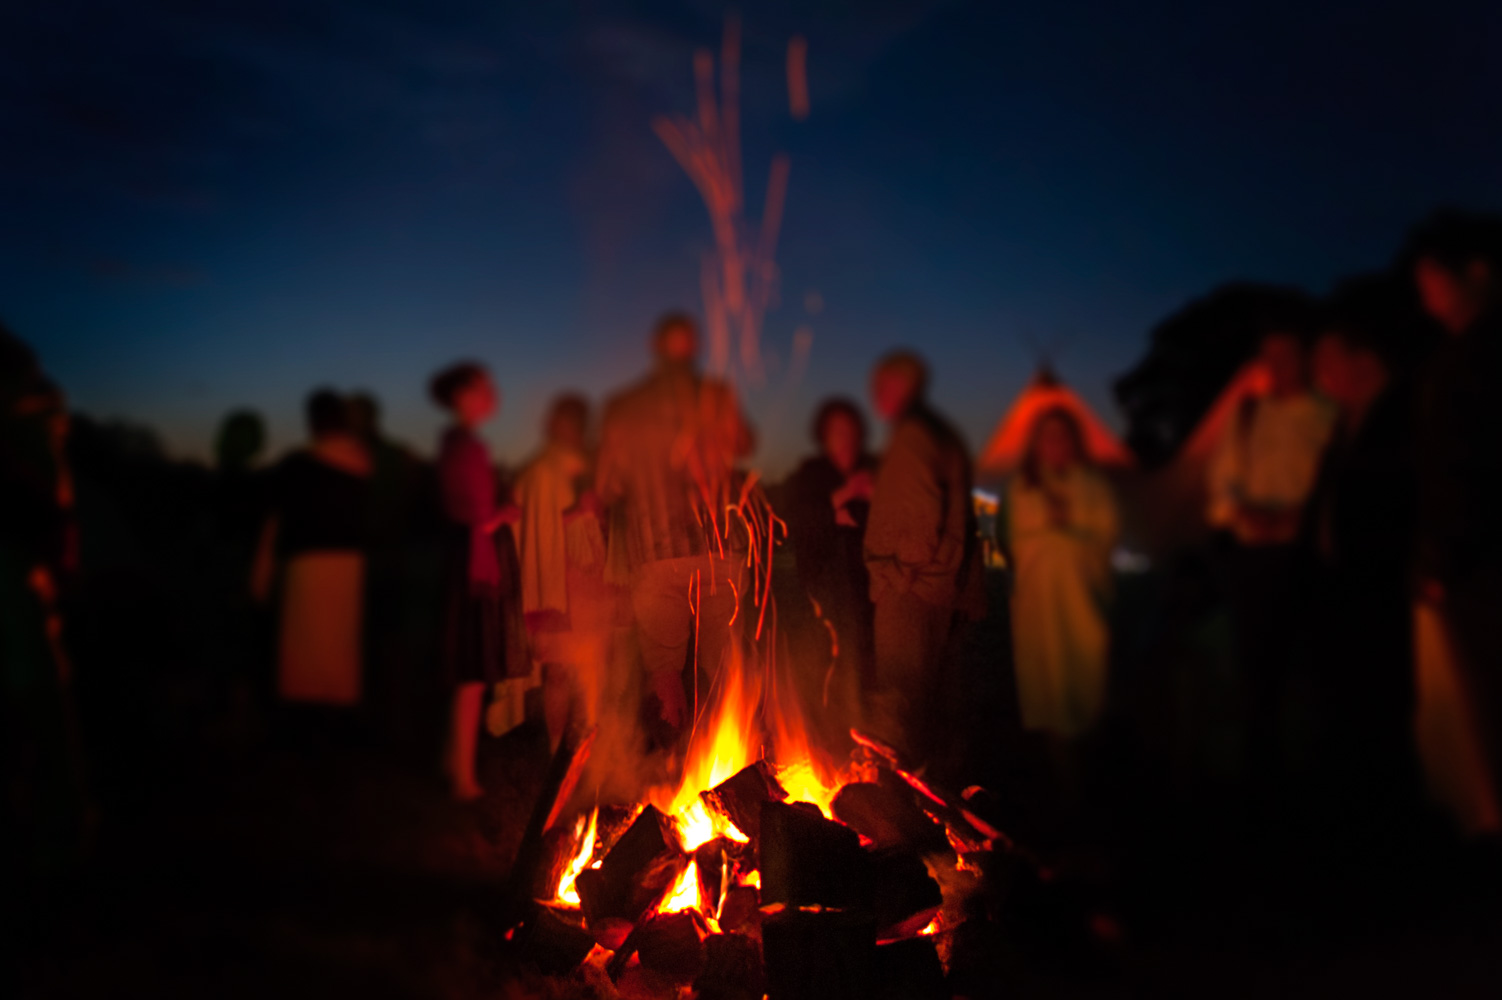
[863,351,983,762]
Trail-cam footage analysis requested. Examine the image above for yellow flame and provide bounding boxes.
[661,861,701,913]
[919,915,941,936]
[554,808,599,907]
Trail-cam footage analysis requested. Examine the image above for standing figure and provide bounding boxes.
[515,394,612,752]
[783,398,877,741]
[863,350,983,764]
[1409,212,1502,833]
[253,389,371,710]
[430,363,525,800]
[596,313,755,736]
[1007,408,1119,749]
[1206,328,1333,785]
[1304,312,1423,828]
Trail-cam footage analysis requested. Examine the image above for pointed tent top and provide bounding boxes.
[979,366,1135,474]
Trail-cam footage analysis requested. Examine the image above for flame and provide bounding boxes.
[775,758,842,820]
[919,915,941,936]
[661,861,702,913]
[555,808,599,907]
[745,869,761,889]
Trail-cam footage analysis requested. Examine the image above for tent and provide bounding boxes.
[978,367,1135,475]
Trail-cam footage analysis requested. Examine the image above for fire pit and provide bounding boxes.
[499,652,1020,1000]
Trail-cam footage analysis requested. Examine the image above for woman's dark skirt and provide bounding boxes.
[440,529,528,687]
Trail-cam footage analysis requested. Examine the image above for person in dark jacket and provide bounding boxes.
[784,398,878,741]
[1409,211,1502,822]
[1304,312,1423,821]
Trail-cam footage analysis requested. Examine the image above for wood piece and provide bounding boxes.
[695,838,727,916]
[693,931,766,1000]
[498,725,597,930]
[531,820,589,901]
[761,909,876,1000]
[831,777,949,856]
[700,759,787,843]
[508,902,596,977]
[870,849,943,943]
[758,799,870,912]
[873,937,947,1000]
[575,804,687,949]
[636,909,710,981]
[716,883,760,935]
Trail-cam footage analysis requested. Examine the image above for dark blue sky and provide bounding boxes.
[4,0,1500,475]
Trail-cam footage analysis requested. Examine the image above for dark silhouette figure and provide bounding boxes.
[783,398,877,745]
[1409,211,1502,825]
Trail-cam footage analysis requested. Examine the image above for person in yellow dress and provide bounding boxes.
[1007,407,1119,760]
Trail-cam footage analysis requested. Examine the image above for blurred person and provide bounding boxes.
[1303,313,1424,827]
[515,394,614,752]
[783,398,877,741]
[1206,328,1333,788]
[1006,408,1119,772]
[348,392,429,744]
[863,350,984,764]
[430,363,526,799]
[596,313,755,737]
[252,390,372,713]
[1,324,90,873]
[208,409,271,719]
[1409,211,1502,833]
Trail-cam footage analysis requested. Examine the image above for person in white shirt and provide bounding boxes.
[1207,328,1334,792]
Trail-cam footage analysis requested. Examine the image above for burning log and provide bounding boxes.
[831,775,950,856]
[507,902,597,977]
[761,909,877,1000]
[694,931,767,1000]
[758,799,871,911]
[870,849,943,942]
[700,759,787,843]
[607,909,711,982]
[873,937,948,1000]
[499,725,596,931]
[716,883,761,934]
[575,804,687,948]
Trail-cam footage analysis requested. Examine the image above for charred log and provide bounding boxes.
[761,909,877,1000]
[831,775,949,855]
[498,725,596,930]
[870,849,943,942]
[693,931,766,1000]
[716,883,761,935]
[758,799,871,911]
[873,937,947,1000]
[575,804,687,948]
[507,902,596,977]
[701,759,787,843]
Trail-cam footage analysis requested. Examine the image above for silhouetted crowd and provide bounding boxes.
[7,209,1502,920]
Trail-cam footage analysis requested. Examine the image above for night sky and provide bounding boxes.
[4,0,1501,476]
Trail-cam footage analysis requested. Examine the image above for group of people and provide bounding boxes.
[1190,212,1502,839]
[10,210,1502,862]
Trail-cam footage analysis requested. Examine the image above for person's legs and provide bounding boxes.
[632,559,695,730]
[446,681,487,800]
[870,591,950,763]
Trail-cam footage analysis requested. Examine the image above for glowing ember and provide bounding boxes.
[555,808,599,907]
[919,915,941,936]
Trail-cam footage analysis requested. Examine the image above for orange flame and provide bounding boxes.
[555,808,600,907]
